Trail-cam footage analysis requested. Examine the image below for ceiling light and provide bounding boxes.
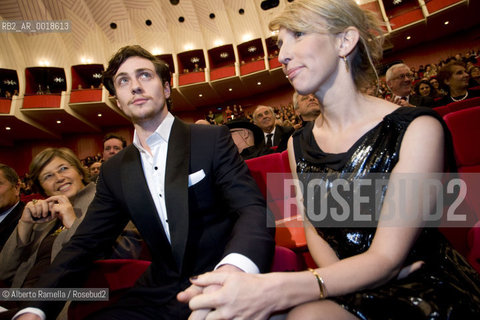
[191,57,200,63]
[444,21,449,25]
[248,46,257,53]
[214,39,223,47]
[152,48,162,55]
[220,52,229,58]
[56,120,62,124]
[5,126,11,130]
[97,113,102,117]
[242,33,252,42]
[199,93,203,97]
[406,36,411,40]
[228,88,233,91]
[257,81,262,85]
[184,44,194,51]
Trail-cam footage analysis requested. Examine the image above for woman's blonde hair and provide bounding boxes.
[29,147,89,195]
[269,0,384,90]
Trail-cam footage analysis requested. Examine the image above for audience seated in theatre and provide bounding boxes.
[436,61,480,107]
[253,105,294,152]
[429,76,446,98]
[0,164,24,252]
[182,1,480,319]
[0,148,143,319]
[225,119,275,160]
[88,161,102,183]
[414,79,435,101]
[468,66,480,88]
[386,63,435,107]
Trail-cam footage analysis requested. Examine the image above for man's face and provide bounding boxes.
[89,162,102,177]
[0,170,19,212]
[103,138,124,161]
[296,94,321,121]
[387,66,413,97]
[113,56,170,125]
[254,106,275,133]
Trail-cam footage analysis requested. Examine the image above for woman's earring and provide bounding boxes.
[343,56,349,73]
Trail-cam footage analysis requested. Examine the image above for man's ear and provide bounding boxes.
[336,27,360,58]
[164,81,171,99]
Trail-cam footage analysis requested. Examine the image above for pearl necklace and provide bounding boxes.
[450,91,469,102]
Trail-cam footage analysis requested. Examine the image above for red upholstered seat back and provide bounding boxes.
[445,96,480,113]
[68,259,151,320]
[245,151,307,250]
[442,107,480,271]
[444,106,480,171]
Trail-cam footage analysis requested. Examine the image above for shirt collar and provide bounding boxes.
[264,126,276,137]
[133,112,175,151]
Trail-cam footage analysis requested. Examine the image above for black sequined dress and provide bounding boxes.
[292,107,480,319]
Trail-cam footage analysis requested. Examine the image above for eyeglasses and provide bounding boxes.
[392,73,414,80]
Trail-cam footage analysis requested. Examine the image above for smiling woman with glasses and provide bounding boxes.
[0,148,142,317]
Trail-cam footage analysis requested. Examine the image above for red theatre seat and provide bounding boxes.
[445,96,480,114]
[68,259,151,320]
[443,106,480,173]
[442,107,480,268]
[245,151,307,251]
[68,247,303,319]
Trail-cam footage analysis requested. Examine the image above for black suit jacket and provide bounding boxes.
[261,125,294,152]
[409,94,435,108]
[30,119,275,318]
[0,202,24,252]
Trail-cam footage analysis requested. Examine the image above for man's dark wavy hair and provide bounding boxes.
[102,45,172,110]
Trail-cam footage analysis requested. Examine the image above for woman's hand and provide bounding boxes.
[45,195,77,229]
[21,199,56,224]
[20,196,76,228]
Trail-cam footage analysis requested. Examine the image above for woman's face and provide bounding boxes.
[429,78,440,89]
[277,25,338,95]
[39,156,85,199]
[418,83,431,96]
[446,65,469,91]
[471,67,480,79]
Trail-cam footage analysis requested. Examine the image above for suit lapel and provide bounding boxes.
[121,146,174,266]
[165,118,190,272]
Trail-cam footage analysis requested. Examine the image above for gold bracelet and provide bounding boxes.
[308,268,326,299]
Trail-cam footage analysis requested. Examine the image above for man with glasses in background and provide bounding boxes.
[386,63,435,108]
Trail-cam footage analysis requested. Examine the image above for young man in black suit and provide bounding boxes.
[15,45,275,320]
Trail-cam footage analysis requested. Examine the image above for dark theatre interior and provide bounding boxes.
[1,0,480,319]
